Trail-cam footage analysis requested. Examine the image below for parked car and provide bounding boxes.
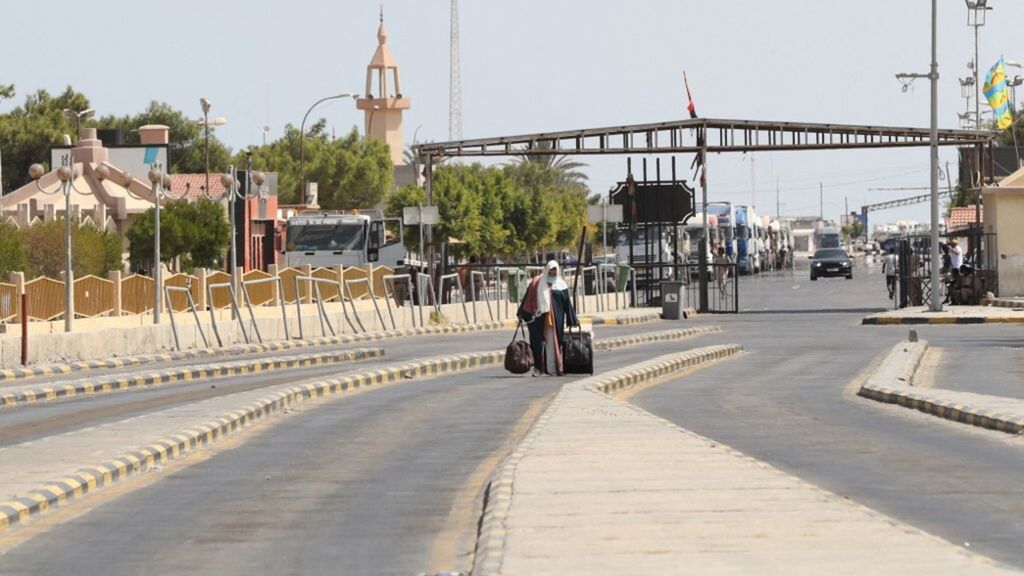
[809,248,853,281]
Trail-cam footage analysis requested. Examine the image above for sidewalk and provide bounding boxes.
[478,364,1019,575]
[863,305,1024,325]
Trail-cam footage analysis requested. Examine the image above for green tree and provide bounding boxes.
[513,141,589,186]
[239,125,393,208]
[97,101,232,175]
[127,199,230,273]
[0,221,25,278]
[20,219,121,278]
[0,86,90,192]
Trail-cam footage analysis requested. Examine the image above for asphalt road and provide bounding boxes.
[0,322,662,448]
[633,260,1024,568]
[0,339,708,576]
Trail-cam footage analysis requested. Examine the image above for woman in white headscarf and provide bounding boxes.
[517,260,579,376]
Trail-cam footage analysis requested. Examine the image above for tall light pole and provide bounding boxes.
[299,93,356,200]
[28,156,92,332]
[62,108,95,143]
[197,98,226,199]
[220,164,265,314]
[897,0,941,312]
[146,165,173,324]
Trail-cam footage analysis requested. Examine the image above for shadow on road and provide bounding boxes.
[737,308,887,315]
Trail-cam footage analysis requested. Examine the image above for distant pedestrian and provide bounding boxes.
[517,260,579,377]
[714,246,730,300]
[949,239,963,279]
[882,247,898,299]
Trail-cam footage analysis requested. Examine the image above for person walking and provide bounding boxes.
[517,261,579,376]
[882,247,898,299]
[714,246,730,300]
[948,239,963,279]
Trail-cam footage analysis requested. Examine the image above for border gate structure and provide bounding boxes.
[415,118,997,313]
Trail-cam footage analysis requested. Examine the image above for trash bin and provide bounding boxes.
[507,274,525,303]
[616,263,631,293]
[660,281,685,320]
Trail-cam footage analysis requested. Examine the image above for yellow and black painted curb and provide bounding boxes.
[582,311,664,326]
[0,348,384,409]
[858,340,1024,435]
[0,350,508,533]
[0,309,664,382]
[858,384,1024,435]
[0,325,708,532]
[862,316,1024,325]
[473,344,743,576]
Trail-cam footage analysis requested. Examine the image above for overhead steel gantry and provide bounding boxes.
[412,118,999,313]
[414,118,997,157]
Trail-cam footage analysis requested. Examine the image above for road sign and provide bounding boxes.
[403,205,439,226]
[587,204,624,224]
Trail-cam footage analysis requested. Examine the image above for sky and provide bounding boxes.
[2,0,1022,228]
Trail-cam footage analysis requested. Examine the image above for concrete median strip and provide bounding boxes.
[473,347,1018,576]
[0,310,661,382]
[0,325,717,532]
[0,348,385,409]
[474,345,743,576]
[858,340,1024,435]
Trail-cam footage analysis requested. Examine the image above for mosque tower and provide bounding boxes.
[356,10,411,166]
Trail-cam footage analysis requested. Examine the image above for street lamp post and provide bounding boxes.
[28,154,93,332]
[219,163,265,315]
[197,98,226,199]
[896,0,941,312]
[299,93,356,200]
[146,165,174,324]
[62,108,95,143]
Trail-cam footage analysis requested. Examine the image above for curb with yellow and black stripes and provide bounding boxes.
[0,325,716,532]
[0,310,664,382]
[862,316,1024,325]
[0,348,384,409]
[858,340,1024,435]
[472,343,743,576]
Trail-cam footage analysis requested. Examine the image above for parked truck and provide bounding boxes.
[282,210,406,268]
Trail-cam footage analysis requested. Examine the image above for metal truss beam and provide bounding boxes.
[415,118,997,158]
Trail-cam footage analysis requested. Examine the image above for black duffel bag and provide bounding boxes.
[504,320,534,374]
[562,325,593,375]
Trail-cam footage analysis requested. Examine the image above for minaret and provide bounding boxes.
[356,9,411,166]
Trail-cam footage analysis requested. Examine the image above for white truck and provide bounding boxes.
[283,210,406,268]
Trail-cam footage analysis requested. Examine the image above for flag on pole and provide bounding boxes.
[684,72,698,119]
[983,57,1013,130]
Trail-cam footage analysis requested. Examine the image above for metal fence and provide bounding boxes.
[630,263,738,313]
[891,231,997,308]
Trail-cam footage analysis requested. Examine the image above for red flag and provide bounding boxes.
[684,72,698,119]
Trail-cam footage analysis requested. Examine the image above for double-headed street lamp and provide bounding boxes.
[299,93,357,199]
[219,159,265,313]
[27,153,99,332]
[63,108,94,142]
[197,98,227,199]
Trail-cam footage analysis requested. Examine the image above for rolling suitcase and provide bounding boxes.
[563,226,593,375]
[562,325,593,375]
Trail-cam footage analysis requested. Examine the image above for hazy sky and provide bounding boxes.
[2,0,1022,226]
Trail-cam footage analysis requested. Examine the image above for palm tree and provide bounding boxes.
[512,141,589,186]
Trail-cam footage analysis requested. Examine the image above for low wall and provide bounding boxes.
[0,294,621,367]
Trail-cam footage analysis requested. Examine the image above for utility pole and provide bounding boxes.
[896,0,941,311]
[819,183,823,220]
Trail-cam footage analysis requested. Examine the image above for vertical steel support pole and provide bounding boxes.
[21,293,28,366]
[699,131,709,314]
[64,158,73,333]
[928,0,942,312]
[153,171,162,324]
[228,165,239,320]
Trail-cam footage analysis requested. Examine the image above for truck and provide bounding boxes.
[282,210,406,268]
[734,205,759,274]
[820,225,841,249]
[705,202,736,260]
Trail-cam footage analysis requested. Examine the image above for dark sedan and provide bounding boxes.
[810,248,853,280]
